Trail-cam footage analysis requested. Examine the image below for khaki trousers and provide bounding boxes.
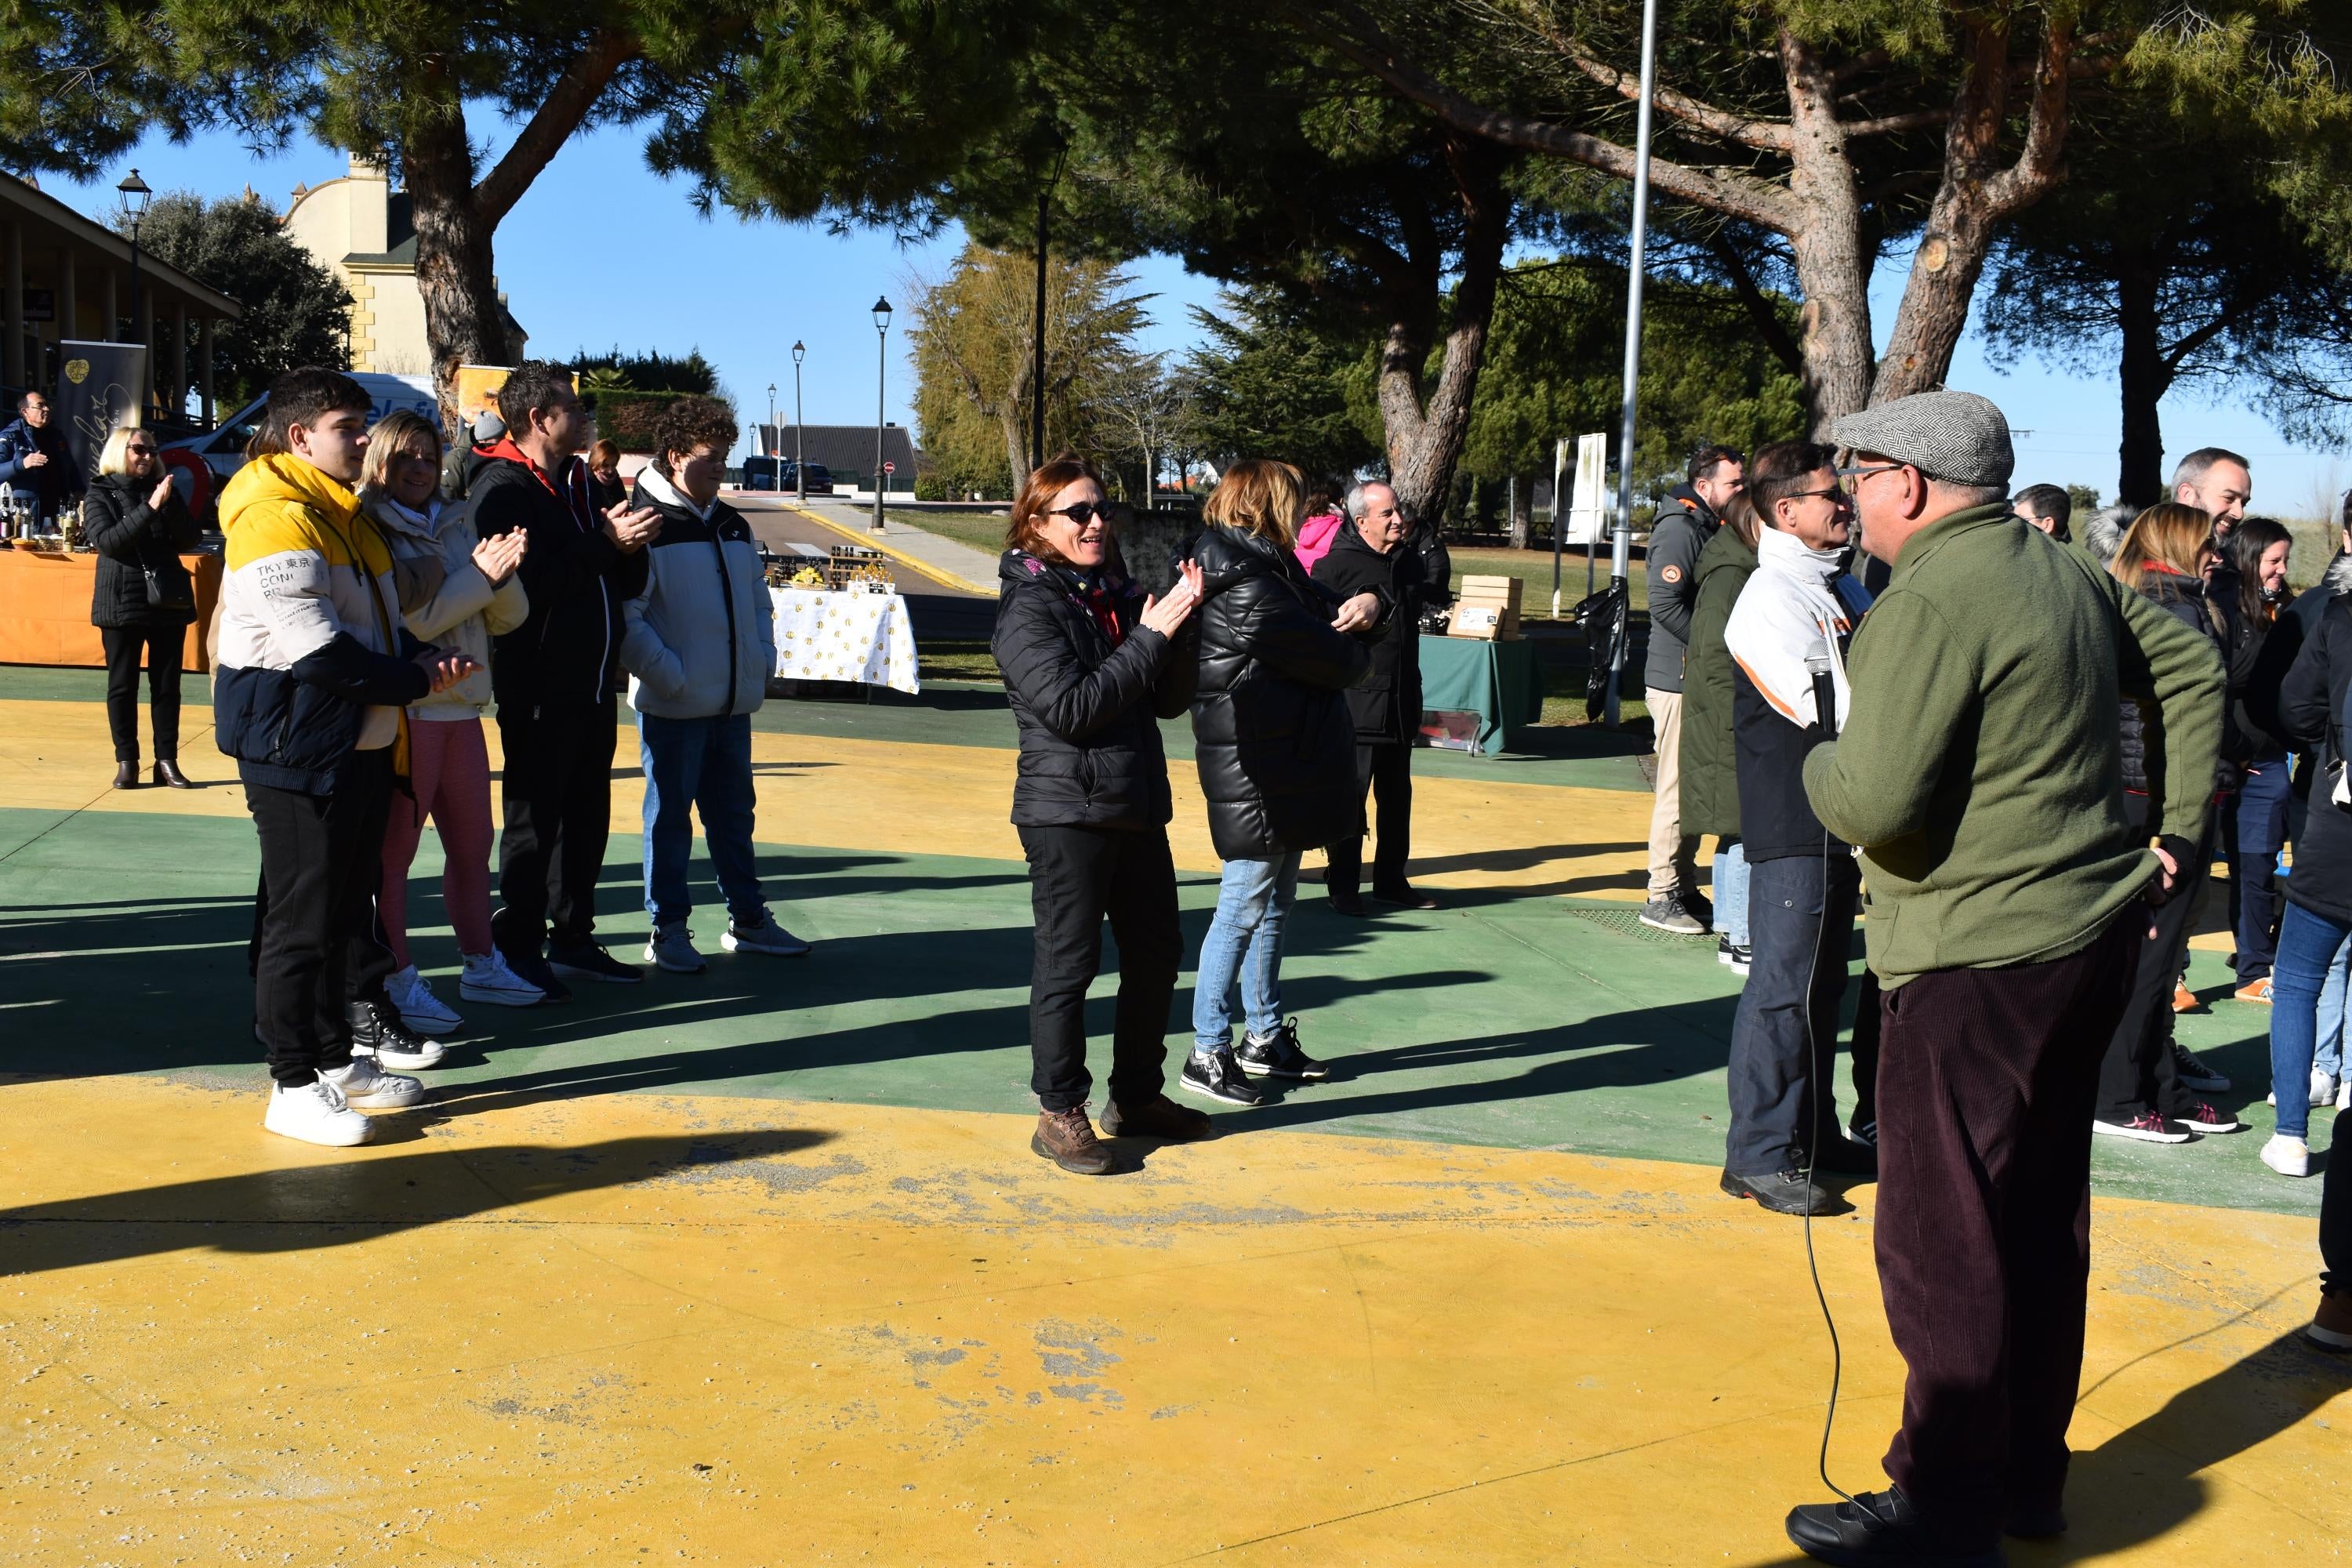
[1645,686,1700,898]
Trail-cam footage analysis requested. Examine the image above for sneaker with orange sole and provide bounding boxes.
[2172,982,2201,1014]
[2234,977,2274,1004]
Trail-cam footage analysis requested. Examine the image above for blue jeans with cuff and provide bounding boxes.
[2270,899,2352,1141]
[1191,851,1302,1056]
[1713,839,1751,949]
[639,710,765,931]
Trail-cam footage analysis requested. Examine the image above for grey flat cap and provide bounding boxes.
[1831,389,2014,488]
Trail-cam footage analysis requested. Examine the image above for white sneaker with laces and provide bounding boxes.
[721,912,811,957]
[2261,1134,2311,1178]
[323,1055,426,1109]
[644,923,706,975]
[387,964,463,1037]
[263,1077,374,1147]
[2314,1069,2339,1108]
[459,948,545,1007]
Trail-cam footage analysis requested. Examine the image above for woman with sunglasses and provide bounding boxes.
[83,425,200,788]
[995,455,1212,1174]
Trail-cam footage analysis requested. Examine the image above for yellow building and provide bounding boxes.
[280,155,524,376]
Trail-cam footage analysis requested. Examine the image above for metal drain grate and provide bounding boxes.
[1566,906,1717,947]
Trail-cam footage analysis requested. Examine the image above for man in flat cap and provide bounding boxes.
[1784,390,2224,1565]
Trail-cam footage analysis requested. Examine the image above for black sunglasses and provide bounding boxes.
[1045,501,1117,528]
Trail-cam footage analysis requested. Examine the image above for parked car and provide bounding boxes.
[162,372,438,521]
[746,458,830,495]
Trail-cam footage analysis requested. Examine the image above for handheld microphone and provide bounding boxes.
[1803,638,1838,740]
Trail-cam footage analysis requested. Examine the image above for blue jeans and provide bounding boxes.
[2270,900,2352,1140]
[1191,851,1301,1054]
[2228,756,2292,982]
[2318,931,2351,1080]
[638,711,765,930]
[1713,839,1750,948]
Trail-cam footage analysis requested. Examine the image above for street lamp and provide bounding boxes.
[765,382,778,492]
[870,298,892,533]
[791,341,806,503]
[117,169,151,413]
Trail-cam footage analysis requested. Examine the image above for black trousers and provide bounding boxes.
[1325,740,1414,895]
[1018,822,1181,1113]
[495,698,618,951]
[246,749,398,1086]
[100,624,184,764]
[1723,852,1859,1176]
[2094,800,2210,1122]
[1874,913,2140,1548]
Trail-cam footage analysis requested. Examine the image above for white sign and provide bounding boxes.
[1559,432,1608,545]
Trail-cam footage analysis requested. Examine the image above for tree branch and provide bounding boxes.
[1984,14,2074,216]
[473,30,639,227]
[1301,2,1799,232]
[1838,107,1949,139]
[1555,40,1794,152]
[1705,231,1806,379]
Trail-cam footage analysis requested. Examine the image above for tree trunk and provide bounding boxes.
[1377,140,1508,523]
[405,111,519,434]
[1778,34,1875,430]
[2114,243,2169,508]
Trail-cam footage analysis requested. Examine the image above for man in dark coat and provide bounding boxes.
[1312,480,1436,913]
[0,390,82,524]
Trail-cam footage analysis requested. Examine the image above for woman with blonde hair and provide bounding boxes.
[82,425,199,788]
[2094,500,2244,1144]
[1180,459,1379,1105]
[358,408,541,1038]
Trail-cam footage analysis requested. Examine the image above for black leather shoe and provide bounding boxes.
[1785,1487,2003,1566]
[2005,1503,2066,1540]
[1101,1094,1213,1142]
[153,759,194,789]
[1370,882,1439,910]
[1807,1136,1879,1177]
[1721,1167,1840,1216]
[111,761,139,789]
[1329,887,1369,916]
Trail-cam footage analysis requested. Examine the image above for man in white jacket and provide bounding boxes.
[1719,441,1878,1215]
[619,397,806,975]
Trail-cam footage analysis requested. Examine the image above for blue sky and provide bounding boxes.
[49,119,2347,520]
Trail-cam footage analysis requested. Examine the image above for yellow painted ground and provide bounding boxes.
[0,697,1653,901]
[1,1076,2343,1566]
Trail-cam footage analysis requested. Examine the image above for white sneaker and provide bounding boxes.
[263,1077,374,1147]
[720,912,811,957]
[323,1055,426,1109]
[387,964,463,1037]
[2261,1134,2311,1178]
[2317,1070,2343,1109]
[458,948,545,1007]
[644,922,706,975]
[2339,1075,2350,1111]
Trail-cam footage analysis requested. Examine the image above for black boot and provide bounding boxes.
[154,759,194,789]
[346,997,448,1070]
[112,760,139,789]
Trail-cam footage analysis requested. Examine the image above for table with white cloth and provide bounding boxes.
[768,586,920,694]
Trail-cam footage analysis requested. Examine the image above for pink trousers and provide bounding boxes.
[379,716,495,965]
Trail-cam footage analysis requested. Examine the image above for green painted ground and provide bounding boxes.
[0,802,2328,1218]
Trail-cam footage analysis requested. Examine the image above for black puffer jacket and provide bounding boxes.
[1310,518,1425,744]
[993,550,1196,829]
[2280,564,2352,924]
[82,470,198,629]
[1186,524,1371,859]
[2120,570,2238,799]
[470,446,648,710]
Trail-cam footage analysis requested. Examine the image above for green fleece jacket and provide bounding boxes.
[1802,503,2223,989]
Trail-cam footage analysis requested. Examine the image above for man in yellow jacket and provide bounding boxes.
[212,368,472,1149]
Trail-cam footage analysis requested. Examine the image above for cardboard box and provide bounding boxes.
[1449,574,1523,641]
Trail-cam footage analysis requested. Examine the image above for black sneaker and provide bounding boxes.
[499,946,572,1004]
[346,997,447,1070]
[1720,1168,1838,1217]
[2170,1040,2230,1092]
[547,940,643,985]
[1785,1485,2002,1566]
[1236,1018,1330,1080]
[1178,1051,1267,1107]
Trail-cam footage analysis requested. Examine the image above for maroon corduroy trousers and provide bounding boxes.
[1871,910,2143,1544]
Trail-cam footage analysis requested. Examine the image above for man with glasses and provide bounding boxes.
[0,390,82,525]
[1781,390,2223,1566]
[471,361,663,1000]
[1641,444,1747,934]
[1718,441,1875,1216]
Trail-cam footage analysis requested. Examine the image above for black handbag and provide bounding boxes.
[143,563,195,613]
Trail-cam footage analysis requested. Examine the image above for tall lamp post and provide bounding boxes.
[791,341,806,503]
[1602,0,1661,728]
[765,383,777,491]
[870,297,892,534]
[116,169,151,415]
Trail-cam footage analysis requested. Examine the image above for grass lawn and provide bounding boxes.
[885,510,1007,556]
[1452,545,1650,621]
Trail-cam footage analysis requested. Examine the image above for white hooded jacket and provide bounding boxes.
[1722,524,1874,731]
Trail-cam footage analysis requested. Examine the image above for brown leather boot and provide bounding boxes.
[154,759,194,789]
[1101,1093,1211,1142]
[1031,1105,1116,1175]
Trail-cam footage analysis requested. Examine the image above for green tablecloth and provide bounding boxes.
[1417,635,1543,755]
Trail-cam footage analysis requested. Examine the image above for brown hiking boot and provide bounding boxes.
[1031,1105,1116,1175]
[1101,1093,1212,1142]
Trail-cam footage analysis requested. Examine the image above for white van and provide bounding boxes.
[166,372,439,488]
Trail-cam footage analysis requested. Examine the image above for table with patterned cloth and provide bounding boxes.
[768,587,920,693]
